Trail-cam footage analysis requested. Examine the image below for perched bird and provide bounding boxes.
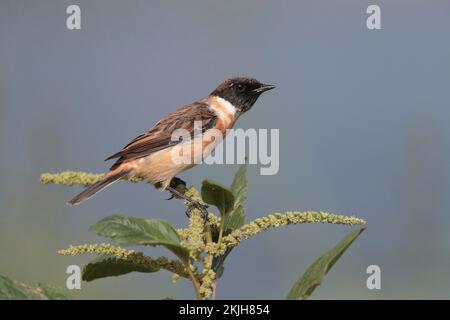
[68,77,275,216]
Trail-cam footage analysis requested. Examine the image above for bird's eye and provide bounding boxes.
[236,84,246,93]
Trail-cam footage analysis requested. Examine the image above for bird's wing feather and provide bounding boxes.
[106,101,217,170]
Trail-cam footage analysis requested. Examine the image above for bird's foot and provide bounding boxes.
[185,201,209,222]
[166,177,187,200]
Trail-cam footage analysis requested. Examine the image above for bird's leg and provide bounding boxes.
[166,182,209,221]
[165,177,187,200]
[165,178,190,217]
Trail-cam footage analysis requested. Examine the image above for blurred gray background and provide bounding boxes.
[1,0,449,299]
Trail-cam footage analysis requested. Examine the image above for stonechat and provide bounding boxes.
[68,77,275,216]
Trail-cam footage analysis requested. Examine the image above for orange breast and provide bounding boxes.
[207,96,236,134]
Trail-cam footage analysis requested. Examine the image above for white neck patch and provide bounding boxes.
[215,97,237,117]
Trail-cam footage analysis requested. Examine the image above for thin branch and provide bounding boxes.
[40,171,144,186]
[205,211,366,256]
[58,243,189,278]
[183,261,202,300]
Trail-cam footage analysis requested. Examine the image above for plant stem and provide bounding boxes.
[185,261,201,300]
[217,218,225,247]
[209,216,226,300]
[205,223,213,244]
[204,221,217,300]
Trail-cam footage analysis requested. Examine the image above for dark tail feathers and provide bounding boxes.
[67,170,129,205]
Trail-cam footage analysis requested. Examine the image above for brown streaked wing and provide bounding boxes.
[106,101,217,170]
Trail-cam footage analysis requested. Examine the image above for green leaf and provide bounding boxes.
[0,275,43,300]
[212,164,248,276]
[0,275,71,300]
[224,164,248,232]
[37,283,71,300]
[89,215,190,262]
[201,180,235,216]
[82,254,160,282]
[286,228,366,300]
[230,164,248,204]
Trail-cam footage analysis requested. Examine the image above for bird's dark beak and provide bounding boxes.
[253,84,276,93]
